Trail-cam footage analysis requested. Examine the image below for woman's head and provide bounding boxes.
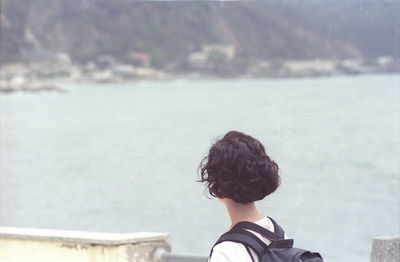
[199,131,280,204]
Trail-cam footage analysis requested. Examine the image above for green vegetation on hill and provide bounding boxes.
[1,0,398,68]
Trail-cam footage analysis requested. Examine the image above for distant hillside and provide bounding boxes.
[1,0,399,68]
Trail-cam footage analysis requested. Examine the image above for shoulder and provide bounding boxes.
[209,241,253,262]
[209,217,289,262]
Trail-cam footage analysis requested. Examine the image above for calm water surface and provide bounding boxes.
[0,75,399,262]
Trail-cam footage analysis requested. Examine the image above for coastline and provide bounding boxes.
[1,70,399,95]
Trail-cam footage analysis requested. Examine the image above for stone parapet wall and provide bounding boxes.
[370,235,400,262]
[0,227,170,262]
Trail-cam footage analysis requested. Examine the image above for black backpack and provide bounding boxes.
[211,217,323,262]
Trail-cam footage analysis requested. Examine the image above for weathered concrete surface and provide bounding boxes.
[0,226,170,262]
[370,235,400,262]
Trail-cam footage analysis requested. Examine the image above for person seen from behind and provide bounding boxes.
[199,131,323,262]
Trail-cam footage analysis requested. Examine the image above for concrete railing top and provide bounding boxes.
[0,226,169,246]
[373,234,400,241]
[370,234,400,262]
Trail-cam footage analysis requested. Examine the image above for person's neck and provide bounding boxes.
[222,199,265,229]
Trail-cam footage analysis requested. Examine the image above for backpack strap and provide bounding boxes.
[230,221,293,249]
[211,230,267,259]
[267,216,285,239]
[230,219,283,241]
[211,229,295,260]
[268,239,294,248]
[210,218,291,260]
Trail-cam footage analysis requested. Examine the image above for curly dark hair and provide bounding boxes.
[199,131,280,204]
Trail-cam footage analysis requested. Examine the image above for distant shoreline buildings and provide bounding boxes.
[0,46,398,93]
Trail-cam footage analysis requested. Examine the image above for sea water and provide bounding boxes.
[0,74,399,262]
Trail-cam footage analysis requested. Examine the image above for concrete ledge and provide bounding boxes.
[0,227,171,262]
[370,235,400,262]
[0,226,169,245]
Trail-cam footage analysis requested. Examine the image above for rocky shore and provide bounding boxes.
[0,80,69,94]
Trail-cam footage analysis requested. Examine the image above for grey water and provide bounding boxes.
[0,74,399,262]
